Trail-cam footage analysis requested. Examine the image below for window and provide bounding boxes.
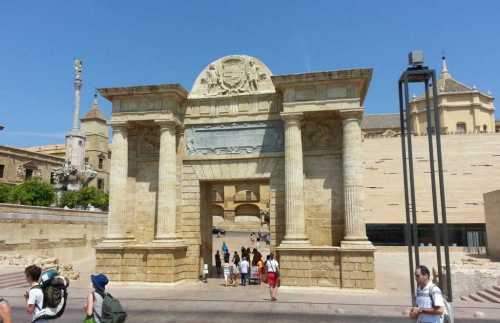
[97,178,104,190]
[25,168,33,180]
[50,172,55,184]
[98,158,104,169]
[456,122,466,134]
[108,151,112,159]
[0,164,4,178]
[85,157,89,164]
[483,125,487,132]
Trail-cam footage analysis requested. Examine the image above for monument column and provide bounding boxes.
[106,121,131,241]
[154,120,178,242]
[341,112,369,245]
[281,112,309,244]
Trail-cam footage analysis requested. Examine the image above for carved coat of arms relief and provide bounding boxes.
[202,57,267,96]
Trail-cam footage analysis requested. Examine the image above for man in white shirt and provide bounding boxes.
[240,257,250,286]
[410,265,444,323]
[24,265,48,323]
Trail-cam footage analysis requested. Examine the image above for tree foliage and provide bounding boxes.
[9,180,55,207]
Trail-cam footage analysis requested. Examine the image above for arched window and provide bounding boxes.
[456,122,466,134]
[235,204,260,223]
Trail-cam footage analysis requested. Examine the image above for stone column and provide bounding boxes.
[154,120,178,242]
[341,113,369,245]
[106,122,131,241]
[281,112,309,244]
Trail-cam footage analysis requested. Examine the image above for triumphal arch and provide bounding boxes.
[96,55,375,289]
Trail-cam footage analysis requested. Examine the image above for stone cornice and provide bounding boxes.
[98,84,188,102]
[110,111,181,125]
[271,68,373,105]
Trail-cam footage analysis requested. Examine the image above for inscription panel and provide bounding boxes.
[185,121,284,156]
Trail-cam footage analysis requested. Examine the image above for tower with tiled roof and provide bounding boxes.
[81,92,109,191]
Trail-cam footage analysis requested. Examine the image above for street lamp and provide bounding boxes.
[398,51,453,304]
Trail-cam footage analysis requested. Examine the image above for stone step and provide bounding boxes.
[484,287,500,299]
[0,272,28,289]
[468,293,489,303]
[478,289,500,303]
[493,285,500,293]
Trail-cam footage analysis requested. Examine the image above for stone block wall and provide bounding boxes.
[277,247,375,289]
[363,133,500,224]
[0,203,107,263]
[340,250,375,289]
[484,190,500,258]
[95,246,188,282]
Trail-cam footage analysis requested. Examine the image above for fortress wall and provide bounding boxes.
[363,133,500,224]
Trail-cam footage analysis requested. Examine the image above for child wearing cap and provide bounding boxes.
[84,274,109,323]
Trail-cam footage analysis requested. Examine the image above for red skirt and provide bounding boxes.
[267,272,278,287]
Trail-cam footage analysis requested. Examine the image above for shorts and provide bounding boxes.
[267,272,278,287]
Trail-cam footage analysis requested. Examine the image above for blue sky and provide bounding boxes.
[1,1,499,147]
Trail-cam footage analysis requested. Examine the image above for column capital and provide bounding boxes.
[339,109,363,123]
[110,121,128,132]
[281,112,304,124]
[155,119,179,130]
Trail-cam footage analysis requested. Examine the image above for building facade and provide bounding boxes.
[410,57,495,135]
[95,55,376,289]
[0,145,63,185]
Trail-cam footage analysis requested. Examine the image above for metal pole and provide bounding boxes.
[431,71,453,301]
[403,75,420,267]
[399,79,416,305]
[424,78,443,287]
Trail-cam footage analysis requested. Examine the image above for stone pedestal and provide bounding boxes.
[95,244,189,283]
[276,245,375,289]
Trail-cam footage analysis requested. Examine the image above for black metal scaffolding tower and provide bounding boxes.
[398,62,453,304]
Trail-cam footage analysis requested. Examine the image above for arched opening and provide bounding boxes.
[235,204,260,224]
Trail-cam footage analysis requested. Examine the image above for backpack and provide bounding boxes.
[94,291,127,323]
[430,284,454,323]
[31,269,69,321]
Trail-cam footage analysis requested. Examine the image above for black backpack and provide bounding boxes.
[31,270,69,322]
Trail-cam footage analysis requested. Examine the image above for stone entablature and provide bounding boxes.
[95,55,375,288]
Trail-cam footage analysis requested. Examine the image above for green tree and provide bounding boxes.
[0,183,12,203]
[59,190,80,209]
[9,179,55,207]
[77,186,109,210]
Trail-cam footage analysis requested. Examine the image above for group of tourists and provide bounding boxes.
[214,242,280,301]
[0,264,126,323]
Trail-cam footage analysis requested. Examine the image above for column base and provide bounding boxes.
[152,238,184,247]
[100,235,135,246]
[341,239,374,250]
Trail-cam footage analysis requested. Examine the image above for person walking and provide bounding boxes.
[0,297,12,323]
[223,261,231,287]
[266,253,280,301]
[233,251,240,267]
[409,265,445,323]
[24,265,48,323]
[224,251,230,264]
[231,261,240,287]
[222,241,229,255]
[215,250,222,277]
[240,257,250,286]
[84,274,109,323]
